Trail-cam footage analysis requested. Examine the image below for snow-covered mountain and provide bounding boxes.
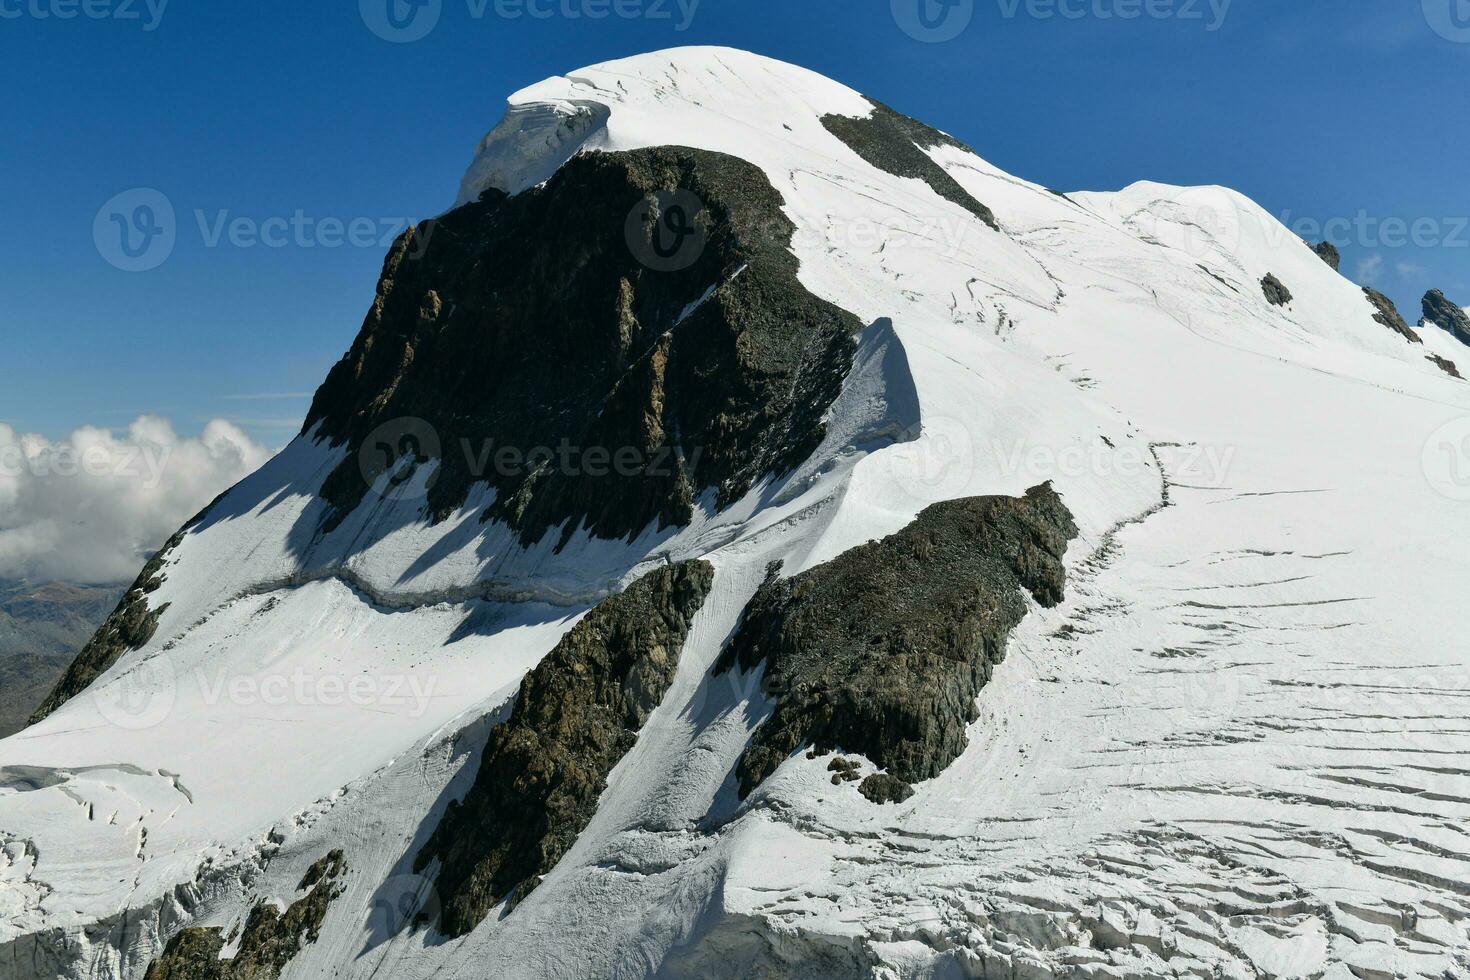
[4,47,1469,980]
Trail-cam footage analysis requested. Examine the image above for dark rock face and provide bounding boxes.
[305,147,860,548]
[1423,289,1470,345]
[1363,287,1421,344]
[716,484,1077,801]
[1427,353,1463,379]
[143,850,346,980]
[1311,241,1341,271]
[29,533,181,724]
[821,101,999,231]
[416,560,714,936]
[1261,273,1293,307]
[0,580,123,737]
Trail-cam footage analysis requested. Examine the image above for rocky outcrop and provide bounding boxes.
[415,560,714,936]
[1427,353,1462,379]
[143,850,346,980]
[1363,287,1420,343]
[716,484,1077,801]
[305,147,860,548]
[821,101,999,231]
[1312,241,1341,271]
[858,772,915,805]
[1261,273,1293,307]
[1422,288,1470,345]
[29,532,182,723]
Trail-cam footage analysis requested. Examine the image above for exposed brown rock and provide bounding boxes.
[1261,273,1293,307]
[29,532,182,723]
[143,850,346,980]
[1312,241,1341,271]
[415,560,715,936]
[1427,353,1462,379]
[717,484,1077,799]
[1423,288,1470,345]
[1363,287,1421,343]
[858,773,916,805]
[821,100,999,231]
[305,147,860,548]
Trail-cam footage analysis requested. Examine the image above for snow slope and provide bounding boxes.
[2,47,1468,980]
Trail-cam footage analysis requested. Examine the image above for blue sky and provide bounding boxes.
[3,0,1467,444]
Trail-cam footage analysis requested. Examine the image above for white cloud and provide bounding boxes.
[1355,254,1384,285]
[0,416,270,585]
[1395,262,1427,281]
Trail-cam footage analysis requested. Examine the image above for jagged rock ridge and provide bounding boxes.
[1311,241,1341,270]
[1423,288,1470,345]
[821,100,1000,231]
[415,560,715,936]
[30,532,182,723]
[142,850,346,980]
[716,484,1077,800]
[306,147,860,548]
[1363,287,1420,344]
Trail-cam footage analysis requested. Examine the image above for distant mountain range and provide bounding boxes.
[0,580,122,737]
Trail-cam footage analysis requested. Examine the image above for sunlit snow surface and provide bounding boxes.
[3,48,1468,979]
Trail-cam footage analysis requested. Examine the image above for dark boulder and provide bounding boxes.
[1261,273,1293,307]
[1423,289,1470,345]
